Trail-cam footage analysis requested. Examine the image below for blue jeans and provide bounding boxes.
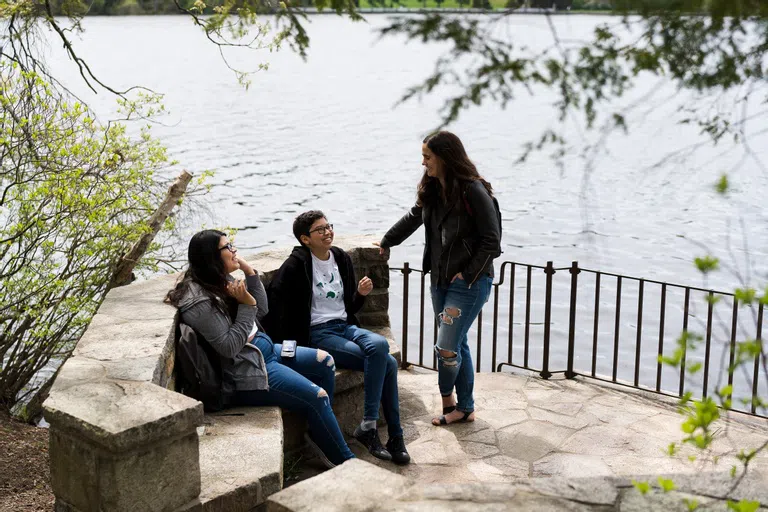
[232,333,355,465]
[431,275,493,413]
[310,320,403,438]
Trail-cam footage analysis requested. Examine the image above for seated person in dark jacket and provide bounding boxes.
[264,211,410,465]
[166,229,354,468]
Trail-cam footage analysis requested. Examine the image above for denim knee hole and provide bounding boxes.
[438,307,462,326]
[434,346,459,366]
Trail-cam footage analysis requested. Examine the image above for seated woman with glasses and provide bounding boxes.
[165,229,355,468]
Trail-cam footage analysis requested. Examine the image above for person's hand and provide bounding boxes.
[358,276,373,296]
[373,241,388,256]
[451,272,464,283]
[227,279,257,306]
[237,257,256,277]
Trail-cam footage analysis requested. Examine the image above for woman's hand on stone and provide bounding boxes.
[373,241,387,256]
[228,279,257,306]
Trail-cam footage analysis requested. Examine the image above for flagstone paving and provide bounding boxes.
[347,368,768,484]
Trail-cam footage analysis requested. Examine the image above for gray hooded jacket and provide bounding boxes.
[177,273,270,393]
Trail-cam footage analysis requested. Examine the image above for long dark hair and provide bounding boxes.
[165,229,235,317]
[416,131,493,208]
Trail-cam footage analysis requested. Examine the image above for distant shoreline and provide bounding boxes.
[60,6,615,16]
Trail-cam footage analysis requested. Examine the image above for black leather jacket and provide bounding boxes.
[381,180,501,288]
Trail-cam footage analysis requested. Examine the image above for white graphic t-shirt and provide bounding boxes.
[310,251,347,326]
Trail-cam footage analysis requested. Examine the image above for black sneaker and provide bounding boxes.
[386,435,411,465]
[353,425,392,461]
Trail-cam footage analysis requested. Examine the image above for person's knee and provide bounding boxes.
[366,334,390,358]
[316,349,336,372]
[438,348,457,359]
[435,346,459,366]
[438,306,462,326]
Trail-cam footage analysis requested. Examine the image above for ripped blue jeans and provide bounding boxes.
[431,275,492,414]
[232,333,355,465]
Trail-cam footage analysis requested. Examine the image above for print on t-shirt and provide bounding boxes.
[314,263,343,301]
[309,251,347,326]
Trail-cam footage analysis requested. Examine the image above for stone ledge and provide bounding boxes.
[268,458,768,511]
[197,407,284,511]
[44,380,202,453]
[266,459,409,512]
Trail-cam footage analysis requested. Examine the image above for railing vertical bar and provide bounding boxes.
[702,291,714,399]
[476,310,483,373]
[656,283,667,393]
[492,285,499,372]
[592,273,601,378]
[566,261,579,379]
[728,298,738,388]
[540,262,554,379]
[679,287,690,397]
[418,272,426,367]
[751,303,763,414]
[401,262,410,370]
[508,264,516,365]
[524,266,532,368]
[612,276,622,383]
[633,279,644,387]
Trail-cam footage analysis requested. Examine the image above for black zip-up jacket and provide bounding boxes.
[263,246,365,346]
[381,179,502,288]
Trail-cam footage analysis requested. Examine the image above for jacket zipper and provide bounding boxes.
[446,216,459,281]
[468,254,491,288]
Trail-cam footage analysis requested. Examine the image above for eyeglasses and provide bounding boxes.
[308,224,334,235]
[219,243,236,253]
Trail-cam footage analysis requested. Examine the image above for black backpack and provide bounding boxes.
[175,322,227,412]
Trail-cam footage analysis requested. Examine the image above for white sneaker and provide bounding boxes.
[304,432,336,470]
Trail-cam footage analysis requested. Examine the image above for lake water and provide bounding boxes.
[46,14,768,408]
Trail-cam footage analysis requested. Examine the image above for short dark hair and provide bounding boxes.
[293,210,326,244]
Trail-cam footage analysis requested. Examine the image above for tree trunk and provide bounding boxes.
[109,170,193,289]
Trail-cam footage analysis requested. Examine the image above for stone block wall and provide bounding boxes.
[43,235,393,511]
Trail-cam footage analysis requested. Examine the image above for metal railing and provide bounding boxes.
[391,260,767,418]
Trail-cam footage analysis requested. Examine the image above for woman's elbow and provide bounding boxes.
[211,340,241,359]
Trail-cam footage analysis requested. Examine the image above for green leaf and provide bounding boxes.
[657,477,676,493]
[734,288,757,305]
[694,256,719,274]
[683,498,700,511]
[687,361,703,374]
[726,500,759,512]
[715,174,729,194]
[632,480,651,495]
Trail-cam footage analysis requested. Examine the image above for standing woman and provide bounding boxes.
[166,230,355,467]
[379,132,501,426]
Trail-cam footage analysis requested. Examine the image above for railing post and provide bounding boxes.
[541,261,555,380]
[566,261,580,379]
[401,262,410,370]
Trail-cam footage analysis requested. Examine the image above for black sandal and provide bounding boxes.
[433,410,474,426]
[442,405,456,415]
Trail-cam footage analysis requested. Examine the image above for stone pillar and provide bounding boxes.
[345,239,390,329]
[44,380,203,512]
